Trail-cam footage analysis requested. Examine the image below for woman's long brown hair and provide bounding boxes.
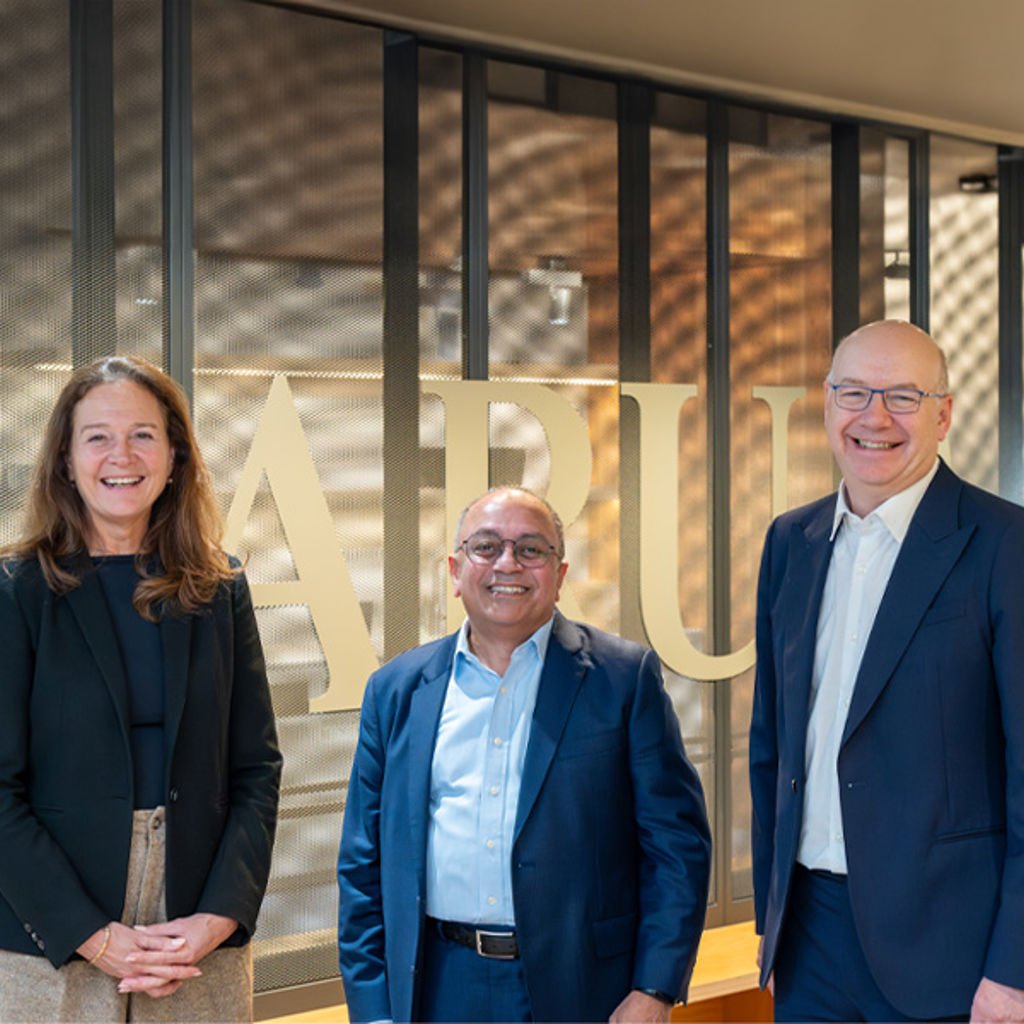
[2,355,235,620]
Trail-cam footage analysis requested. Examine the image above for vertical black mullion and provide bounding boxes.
[909,134,930,332]
[462,53,488,380]
[832,122,861,345]
[618,82,651,645]
[706,99,731,924]
[998,146,1024,503]
[382,32,421,660]
[163,0,193,402]
[71,0,117,366]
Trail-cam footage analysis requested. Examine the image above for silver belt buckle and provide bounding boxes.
[475,928,515,960]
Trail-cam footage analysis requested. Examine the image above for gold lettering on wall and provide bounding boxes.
[224,375,377,713]
[751,386,806,518]
[621,382,755,680]
[423,381,592,631]
[223,378,806,706]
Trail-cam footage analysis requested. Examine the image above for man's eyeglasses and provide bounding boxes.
[457,531,560,568]
[827,381,947,414]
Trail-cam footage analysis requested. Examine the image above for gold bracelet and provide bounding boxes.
[88,925,111,966]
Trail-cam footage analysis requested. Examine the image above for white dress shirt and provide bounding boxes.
[425,616,553,925]
[797,461,938,873]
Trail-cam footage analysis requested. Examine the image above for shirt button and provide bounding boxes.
[493,737,503,747]
[486,839,495,849]
[499,686,507,695]
[848,633,858,642]
[489,786,499,796]
[487,896,497,906]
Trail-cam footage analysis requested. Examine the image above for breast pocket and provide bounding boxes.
[918,598,967,628]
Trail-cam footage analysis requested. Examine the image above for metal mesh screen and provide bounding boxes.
[649,91,715,900]
[0,0,73,544]
[190,0,384,993]
[728,110,835,902]
[3,1,1012,1005]
[113,0,163,365]
[930,136,1000,493]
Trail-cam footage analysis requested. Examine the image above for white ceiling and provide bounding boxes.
[311,0,1024,146]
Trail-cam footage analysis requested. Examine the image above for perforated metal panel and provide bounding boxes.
[0,0,73,544]
[930,135,1000,493]
[190,0,385,994]
[727,110,835,901]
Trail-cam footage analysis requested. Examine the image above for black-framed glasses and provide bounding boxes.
[826,381,947,414]
[457,530,560,568]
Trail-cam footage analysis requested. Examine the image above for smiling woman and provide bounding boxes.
[0,355,281,1023]
[67,379,175,556]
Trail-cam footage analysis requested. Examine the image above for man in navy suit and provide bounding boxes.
[338,486,710,1023]
[750,320,1024,1021]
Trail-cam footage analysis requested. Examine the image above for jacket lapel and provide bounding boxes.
[513,612,589,840]
[842,463,973,744]
[64,556,132,747]
[407,634,458,887]
[160,605,193,781]
[779,501,836,757]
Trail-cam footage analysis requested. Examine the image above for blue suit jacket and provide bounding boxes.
[750,461,1024,1018]
[338,612,711,1023]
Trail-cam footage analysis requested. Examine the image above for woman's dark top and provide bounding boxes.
[92,556,165,809]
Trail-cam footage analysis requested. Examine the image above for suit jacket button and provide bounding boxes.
[791,779,798,792]
[23,923,31,933]
[169,788,179,802]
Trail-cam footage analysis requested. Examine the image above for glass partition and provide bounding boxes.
[191,0,384,992]
[0,0,72,544]
[728,109,835,905]
[0,0,1016,1003]
[930,136,999,493]
[860,130,911,323]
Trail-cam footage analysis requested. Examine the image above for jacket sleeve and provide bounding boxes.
[0,569,109,965]
[980,517,1024,989]
[337,674,392,1024]
[193,571,282,939]
[749,521,780,935]
[628,648,712,1004]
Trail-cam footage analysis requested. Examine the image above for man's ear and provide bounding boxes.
[936,394,953,441]
[448,553,462,597]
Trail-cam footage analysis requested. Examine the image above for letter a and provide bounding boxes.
[224,375,378,712]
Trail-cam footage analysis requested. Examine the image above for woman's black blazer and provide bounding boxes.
[0,554,282,966]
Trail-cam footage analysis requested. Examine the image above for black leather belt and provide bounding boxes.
[429,918,519,960]
[796,863,847,882]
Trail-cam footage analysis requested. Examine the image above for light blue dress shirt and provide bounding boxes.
[424,616,554,926]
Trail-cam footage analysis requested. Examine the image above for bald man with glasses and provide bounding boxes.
[750,320,1024,1021]
[338,486,710,1024]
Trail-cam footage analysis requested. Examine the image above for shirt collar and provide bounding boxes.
[455,614,556,670]
[830,458,940,542]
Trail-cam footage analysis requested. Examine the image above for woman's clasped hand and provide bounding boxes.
[76,913,240,998]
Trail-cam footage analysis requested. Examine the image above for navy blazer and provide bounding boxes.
[337,612,711,1023]
[0,555,282,967]
[750,461,1024,1018]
